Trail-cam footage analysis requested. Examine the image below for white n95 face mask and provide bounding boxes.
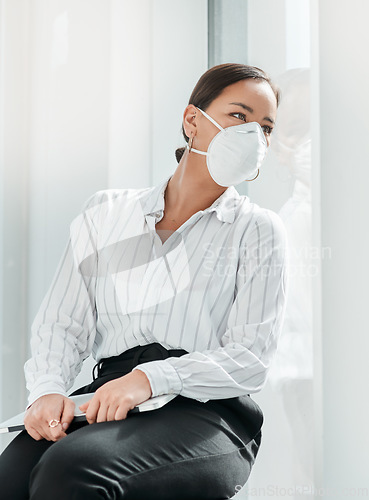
[186,106,268,187]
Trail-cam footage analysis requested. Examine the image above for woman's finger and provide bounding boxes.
[79,401,90,412]
[107,403,119,422]
[114,405,129,421]
[96,403,108,423]
[45,415,69,441]
[42,411,64,441]
[25,416,50,441]
[37,426,53,441]
[27,427,44,441]
[48,425,67,442]
[60,398,76,432]
[27,412,61,441]
[85,396,100,424]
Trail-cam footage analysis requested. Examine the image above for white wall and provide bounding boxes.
[108,0,153,189]
[0,0,30,424]
[108,0,208,189]
[318,0,369,494]
[310,0,324,492]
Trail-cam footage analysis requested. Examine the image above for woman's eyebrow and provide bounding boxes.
[229,102,275,125]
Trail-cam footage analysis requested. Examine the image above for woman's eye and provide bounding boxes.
[231,112,246,121]
[262,125,273,136]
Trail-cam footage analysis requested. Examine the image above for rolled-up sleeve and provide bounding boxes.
[132,210,289,403]
[24,193,100,407]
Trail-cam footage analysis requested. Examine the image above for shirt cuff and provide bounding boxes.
[27,381,68,408]
[132,360,183,398]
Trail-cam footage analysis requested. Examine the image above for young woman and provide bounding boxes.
[0,63,288,499]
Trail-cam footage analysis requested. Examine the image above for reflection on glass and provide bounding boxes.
[268,68,314,494]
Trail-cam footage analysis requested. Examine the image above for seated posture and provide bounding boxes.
[0,62,288,500]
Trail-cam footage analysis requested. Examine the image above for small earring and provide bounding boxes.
[188,135,193,152]
[245,169,260,182]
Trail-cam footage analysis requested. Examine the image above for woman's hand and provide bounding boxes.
[79,370,152,424]
[24,394,76,442]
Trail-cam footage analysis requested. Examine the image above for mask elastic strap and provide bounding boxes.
[195,107,224,131]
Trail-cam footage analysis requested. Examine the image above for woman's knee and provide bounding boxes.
[28,426,126,500]
[29,437,95,499]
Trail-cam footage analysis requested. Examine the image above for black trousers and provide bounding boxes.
[0,343,264,500]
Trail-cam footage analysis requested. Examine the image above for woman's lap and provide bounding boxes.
[0,394,262,500]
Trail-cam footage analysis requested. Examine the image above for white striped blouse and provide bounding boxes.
[24,174,289,407]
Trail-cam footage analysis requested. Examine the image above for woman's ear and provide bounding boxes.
[182,104,198,140]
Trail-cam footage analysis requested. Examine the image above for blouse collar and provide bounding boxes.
[140,174,241,224]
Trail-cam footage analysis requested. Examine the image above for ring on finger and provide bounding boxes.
[48,419,61,428]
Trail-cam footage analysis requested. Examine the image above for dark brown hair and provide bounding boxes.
[175,63,280,163]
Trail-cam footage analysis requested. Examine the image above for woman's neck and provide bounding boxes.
[164,150,227,218]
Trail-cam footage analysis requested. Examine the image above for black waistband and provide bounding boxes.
[93,342,189,381]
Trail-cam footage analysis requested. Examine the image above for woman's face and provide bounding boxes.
[191,79,277,150]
